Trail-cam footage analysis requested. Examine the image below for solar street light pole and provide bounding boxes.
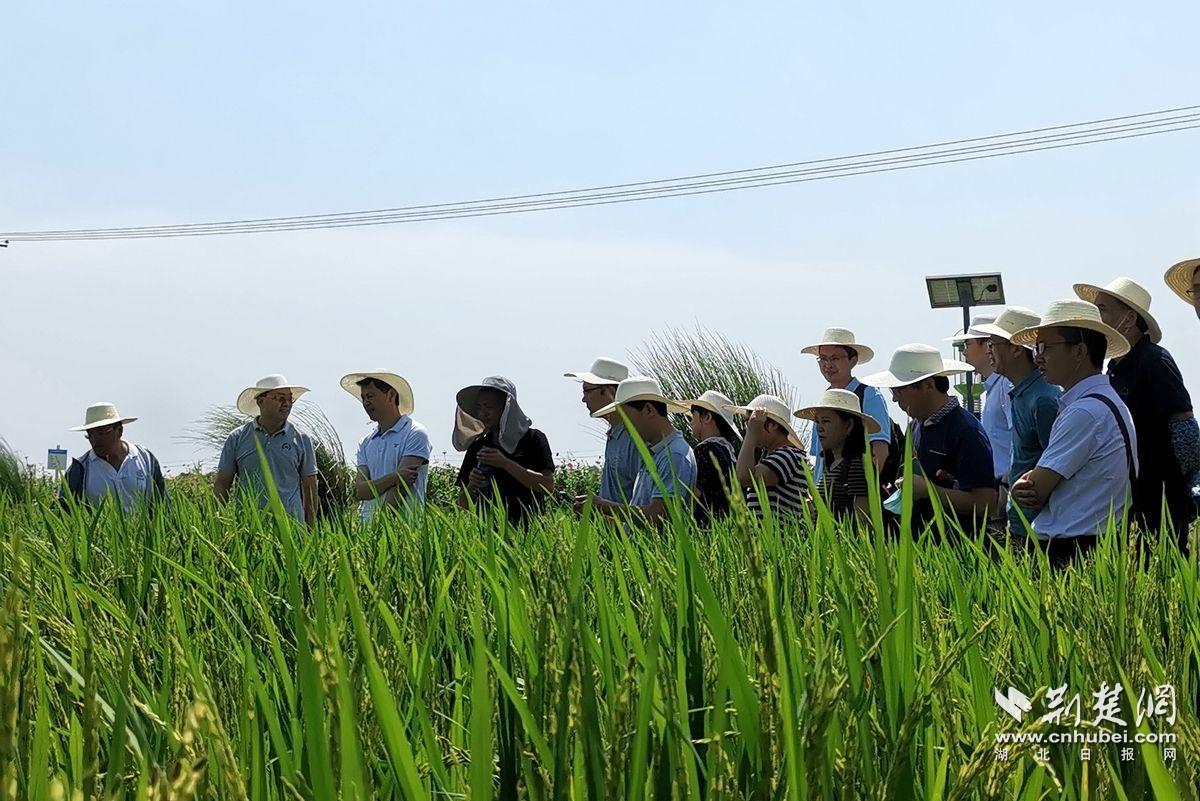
[957,278,976,416]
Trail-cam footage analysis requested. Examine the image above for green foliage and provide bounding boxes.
[630,326,803,444]
[0,438,26,502]
[1,484,1197,799]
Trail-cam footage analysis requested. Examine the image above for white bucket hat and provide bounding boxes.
[235,374,310,416]
[70,402,137,432]
[1010,299,1130,359]
[1073,276,1161,344]
[971,306,1042,347]
[677,389,741,440]
[591,376,690,419]
[859,344,975,389]
[800,328,874,364]
[564,357,630,386]
[1164,257,1200,305]
[793,388,882,435]
[723,394,804,449]
[340,370,416,416]
[944,314,996,344]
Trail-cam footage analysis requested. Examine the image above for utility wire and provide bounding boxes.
[4,105,1196,242]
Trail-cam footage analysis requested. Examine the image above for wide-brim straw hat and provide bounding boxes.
[800,327,875,364]
[971,306,1041,346]
[723,394,804,449]
[859,344,975,389]
[1164,258,1200,305]
[1010,299,1130,359]
[564,357,630,386]
[70,402,137,432]
[944,314,996,345]
[793,388,882,435]
[677,389,741,439]
[340,370,416,416]
[591,376,690,418]
[235,374,310,416]
[1073,276,1161,344]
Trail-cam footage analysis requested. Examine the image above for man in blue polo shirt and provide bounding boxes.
[215,375,318,524]
[862,344,995,535]
[565,357,641,505]
[976,308,1061,533]
[1011,300,1138,568]
[801,327,892,481]
[590,376,696,524]
[951,316,1013,493]
[341,369,431,522]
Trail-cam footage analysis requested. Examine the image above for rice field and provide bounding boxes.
[0,471,1197,800]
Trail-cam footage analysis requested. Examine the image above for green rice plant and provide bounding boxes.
[0,439,28,502]
[631,326,802,445]
[0,469,1197,800]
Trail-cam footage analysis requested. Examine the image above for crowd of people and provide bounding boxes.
[58,258,1200,566]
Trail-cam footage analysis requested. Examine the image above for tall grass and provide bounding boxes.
[1,475,1196,800]
[631,327,801,444]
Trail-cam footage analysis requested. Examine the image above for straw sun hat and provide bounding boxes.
[340,370,416,415]
[1072,276,1161,344]
[944,314,996,345]
[677,389,741,439]
[794,389,882,435]
[235,374,309,416]
[723,394,804,449]
[1010,299,1130,359]
[1164,258,1200,305]
[970,306,1042,347]
[564,357,630,386]
[591,376,690,419]
[69,402,138,432]
[801,327,874,364]
[859,344,974,389]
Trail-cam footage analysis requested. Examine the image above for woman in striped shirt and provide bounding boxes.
[795,389,880,520]
[727,395,810,519]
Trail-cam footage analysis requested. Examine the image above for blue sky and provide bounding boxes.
[3,1,1198,471]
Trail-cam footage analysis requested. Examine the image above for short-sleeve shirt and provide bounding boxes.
[693,436,736,525]
[356,416,431,521]
[1006,370,1061,530]
[982,372,1015,481]
[600,423,642,503]
[81,445,157,511]
[1107,335,1195,530]
[911,399,995,532]
[746,445,809,519]
[810,378,891,481]
[629,431,696,507]
[818,453,869,518]
[218,420,317,520]
[457,428,555,525]
[1033,374,1138,539]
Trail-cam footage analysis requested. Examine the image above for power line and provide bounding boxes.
[4,105,1197,243]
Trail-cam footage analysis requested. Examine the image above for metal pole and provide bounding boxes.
[956,279,976,417]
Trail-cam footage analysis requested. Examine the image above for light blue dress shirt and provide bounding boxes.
[356,415,431,521]
[630,431,697,507]
[982,372,1015,481]
[600,423,643,502]
[1033,374,1138,539]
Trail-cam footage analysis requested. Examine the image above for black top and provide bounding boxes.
[818,452,869,518]
[1107,335,1195,530]
[457,428,555,525]
[693,437,736,526]
[911,401,995,534]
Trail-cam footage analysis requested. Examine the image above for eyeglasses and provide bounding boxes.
[582,386,609,396]
[1033,339,1080,356]
[259,392,293,404]
[817,355,848,365]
